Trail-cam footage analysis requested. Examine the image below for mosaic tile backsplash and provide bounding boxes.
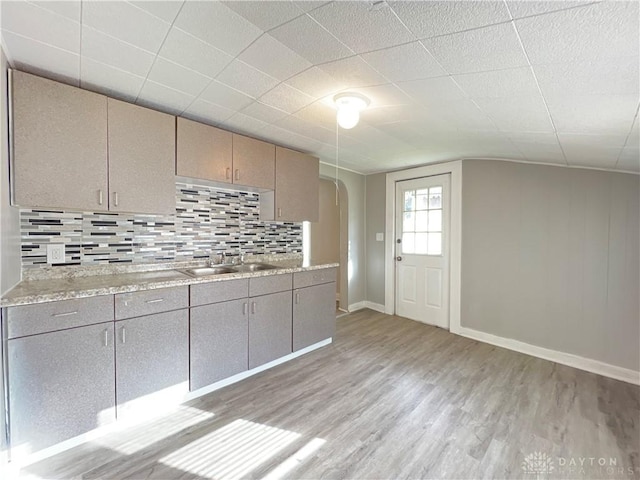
[21,183,302,269]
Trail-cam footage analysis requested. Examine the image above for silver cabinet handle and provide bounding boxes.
[98,189,103,206]
[52,311,78,318]
[146,298,164,304]
[277,207,282,218]
[234,169,240,181]
[243,302,247,315]
[251,301,256,314]
[103,329,109,347]
[295,292,300,304]
[113,192,119,207]
[121,326,126,344]
[226,167,231,180]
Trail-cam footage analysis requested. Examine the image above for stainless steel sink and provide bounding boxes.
[233,263,279,272]
[179,266,238,277]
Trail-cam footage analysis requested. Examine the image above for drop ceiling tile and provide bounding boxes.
[475,96,555,132]
[360,42,446,82]
[221,1,304,31]
[506,1,594,19]
[173,1,262,57]
[397,76,466,105]
[222,113,271,136]
[259,83,314,113]
[389,1,510,39]
[1,1,80,53]
[159,28,233,79]
[81,27,155,78]
[627,116,640,143]
[318,56,388,89]
[137,80,195,115]
[80,58,145,103]
[240,102,289,124]
[561,143,622,168]
[433,99,498,131]
[616,146,640,172]
[129,1,185,23]
[276,115,334,143]
[546,95,639,135]
[237,34,312,81]
[2,31,80,85]
[505,132,559,144]
[534,57,639,97]
[453,66,540,99]
[199,80,254,111]
[293,102,337,130]
[558,133,628,149]
[82,1,171,53]
[269,14,353,64]
[147,57,212,96]
[30,1,80,22]
[285,67,347,98]
[343,83,412,109]
[216,60,280,99]
[515,2,639,65]
[308,1,414,54]
[290,1,331,14]
[511,141,566,164]
[422,23,528,74]
[182,98,235,126]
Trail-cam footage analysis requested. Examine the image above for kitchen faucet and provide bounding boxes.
[210,251,226,266]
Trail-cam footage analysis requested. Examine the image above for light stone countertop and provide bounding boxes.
[1,257,339,307]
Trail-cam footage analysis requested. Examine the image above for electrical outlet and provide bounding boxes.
[47,244,65,264]
[375,233,384,242]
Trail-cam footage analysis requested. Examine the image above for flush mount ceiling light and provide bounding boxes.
[333,92,369,129]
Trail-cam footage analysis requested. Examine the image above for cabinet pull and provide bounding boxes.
[251,301,256,314]
[226,167,231,180]
[146,298,164,304]
[113,192,119,207]
[121,326,126,344]
[103,329,109,347]
[234,169,240,181]
[98,189,103,206]
[295,292,300,305]
[52,311,78,318]
[277,207,282,218]
[243,302,247,315]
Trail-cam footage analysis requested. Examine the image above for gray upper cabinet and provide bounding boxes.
[176,117,233,183]
[8,322,116,452]
[108,99,176,215]
[248,291,293,369]
[232,134,275,190]
[11,70,108,210]
[115,309,189,418]
[275,146,319,222]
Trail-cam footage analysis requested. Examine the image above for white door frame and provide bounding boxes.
[385,161,462,333]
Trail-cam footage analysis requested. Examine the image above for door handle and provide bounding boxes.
[243,302,248,315]
[103,328,109,347]
[251,301,256,314]
[226,167,231,180]
[113,192,119,207]
[98,189,103,206]
[234,169,240,181]
[396,256,402,261]
[121,326,126,344]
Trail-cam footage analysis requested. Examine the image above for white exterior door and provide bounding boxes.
[395,174,450,328]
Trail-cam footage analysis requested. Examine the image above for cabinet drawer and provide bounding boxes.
[293,267,337,289]
[190,278,249,307]
[7,295,114,339]
[249,273,292,297]
[115,286,188,320]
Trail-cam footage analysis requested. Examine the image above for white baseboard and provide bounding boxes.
[454,326,640,386]
[348,301,365,312]
[364,301,386,313]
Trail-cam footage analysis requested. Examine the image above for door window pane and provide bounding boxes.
[428,210,442,232]
[403,211,414,232]
[429,192,442,209]
[415,211,428,231]
[427,233,442,255]
[415,233,428,254]
[402,232,415,254]
[404,191,414,211]
[416,193,429,210]
[401,185,443,256]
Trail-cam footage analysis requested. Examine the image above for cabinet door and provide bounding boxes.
[293,282,336,351]
[190,298,249,390]
[11,70,108,210]
[176,117,232,183]
[275,147,319,222]
[232,134,275,189]
[107,98,176,215]
[8,323,116,453]
[249,291,292,369]
[115,310,188,418]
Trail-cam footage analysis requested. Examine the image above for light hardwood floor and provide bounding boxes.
[19,310,640,479]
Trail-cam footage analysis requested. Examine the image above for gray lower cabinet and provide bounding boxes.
[190,298,249,391]
[115,310,189,416]
[8,322,116,452]
[248,291,293,369]
[293,282,337,351]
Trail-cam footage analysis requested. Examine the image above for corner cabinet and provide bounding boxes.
[11,70,109,210]
[275,146,319,222]
[107,99,176,215]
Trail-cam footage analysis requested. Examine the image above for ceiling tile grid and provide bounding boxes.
[0,0,638,174]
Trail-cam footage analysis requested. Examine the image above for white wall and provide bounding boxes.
[461,160,639,373]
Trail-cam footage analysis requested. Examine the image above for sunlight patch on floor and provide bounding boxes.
[262,437,326,480]
[158,419,300,479]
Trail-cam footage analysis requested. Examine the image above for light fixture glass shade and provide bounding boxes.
[334,92,369,129]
